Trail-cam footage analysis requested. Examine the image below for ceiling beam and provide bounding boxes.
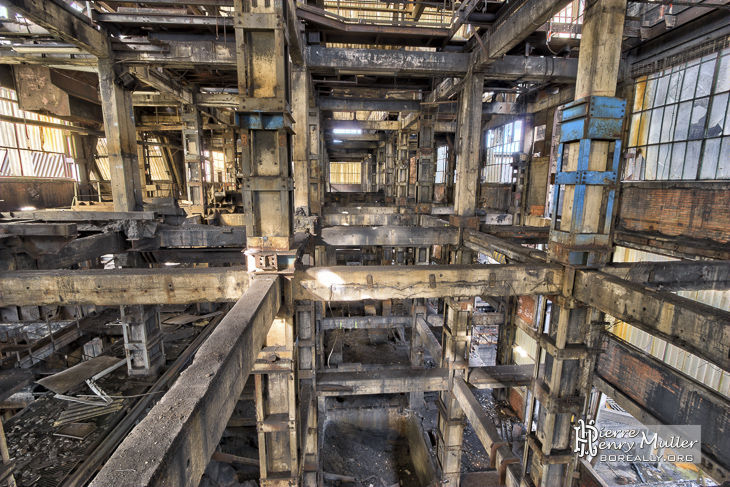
[128,66,193,105]
[473,0,573,70]
[306,45,470,76]
[2,0,110,58]
[319,97,421,112]
[293,264,563,301]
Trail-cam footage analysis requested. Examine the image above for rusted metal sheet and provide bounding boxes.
[0,177,75,211]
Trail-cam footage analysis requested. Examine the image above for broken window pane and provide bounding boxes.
[700,137,721,179]
[683,140,701,179]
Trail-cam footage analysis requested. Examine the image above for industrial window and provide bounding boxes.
[483,120,523,183]
[435,145,448,184]
[329,162,361,185]
[0,87,73,179]
[625,49,730,180]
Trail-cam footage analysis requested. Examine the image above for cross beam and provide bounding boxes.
[293,264,563,301]
[319,226,459,247]
[0,267,248,306]
[2,0,110,58]
[575,270,730,373]
[317,368,448,396]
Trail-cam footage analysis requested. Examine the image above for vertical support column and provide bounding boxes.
[235,2,298,486]
[120,305,164,376]
[97,59,143,212]
[416,116,435,207]
[528,2,627,486]
[255,315,299,485]
[453,74,484,218]
[384,134,396,202]
[182,105,207,214]
[436,298,473,487]
[308,108,323,214]
[223,126,238,186]
[409,300,427,409]
[376,141,386,192]
[292,65,310,215]
[395,130,410,204]
[296,301,318,486]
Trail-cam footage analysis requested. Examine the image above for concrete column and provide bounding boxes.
[223,126,238,185]
[182,105,206,213]
[292,65,311,215]
[416,116,435,206]
[385,133,396,201]
[235,2,298,485]
[529,1,627,486]
[395,130,410,203]
[436,298,473,487]
[409,300,427,409]
[453,74,484,218]
[120,305,164,376]
[97,59,143,212]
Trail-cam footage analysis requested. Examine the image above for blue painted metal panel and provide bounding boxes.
[235,113,288,130]
[560,96,626,143]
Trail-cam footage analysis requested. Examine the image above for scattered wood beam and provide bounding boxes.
[463,228,548,263]
[90,275,281,487]
[452,377,520,482]
[36,232,126,269]
[467,364,533,389]
[415,317,442,365]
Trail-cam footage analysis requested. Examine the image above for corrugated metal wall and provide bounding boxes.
[0,87,72,178]
[610,246,730,397]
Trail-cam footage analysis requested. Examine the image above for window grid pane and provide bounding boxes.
[625,50,730,180]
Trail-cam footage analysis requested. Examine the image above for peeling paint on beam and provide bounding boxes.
[306,46,470,76]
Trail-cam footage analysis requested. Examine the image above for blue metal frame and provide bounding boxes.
[549,96,626,267]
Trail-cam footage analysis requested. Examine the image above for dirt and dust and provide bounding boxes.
[322,421,421,487]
